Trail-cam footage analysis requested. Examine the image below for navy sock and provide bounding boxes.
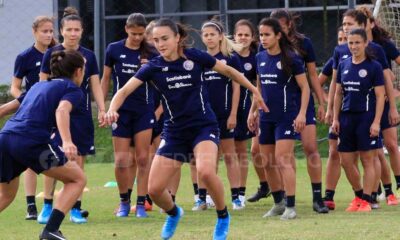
[354,189,363,199]
[171,195,176,203]
[383,184,394,196]
[120,192,129,202]
[324,189,335,201]
[371,192,377,202]
[146,194,153,205]
[44,209,65,232]
[377,184,382,195]
[137,196,146,206]
[395,175,400,189]
[216,206,228,219]
[286,195,295,207]
[362,194,372,203]
[231,188,239,201]
[198,188,207,202]
[311,182,322,202]
[193,183,199,195]
[127,188,132,202]
[239,187,246,196]
[271,191,284,204]
[260,181,269,192]
[44,198,53,205]
[26,195,36,206]
[166,205,178,217]
[73,200,81,210]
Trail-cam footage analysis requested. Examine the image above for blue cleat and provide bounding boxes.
[37,203,52,224]
[70,208,88,224]
[161,206,184,239]
[213,213,230,240]
[115,201,130,217]
[136,205,148,218]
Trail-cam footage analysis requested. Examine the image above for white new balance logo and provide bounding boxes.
[162,67,168,72]
[260,62,266,66]
[284,130,291,135]
[120,54,126,58]
[371,140,376,145]
[210,134,216,138]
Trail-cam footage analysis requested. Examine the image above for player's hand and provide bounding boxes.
[98,110,107,128]
[247,110,259,134]
[325,108,333,125]
[227,114,237,130]
[63,141,78,160]
[140,58,149,65]
[105,110,119,126]
[253,91,269,113]
[370,122,380,137]
[331,120,340,135]
[389,107,400,126]
[293,113,306,133]
[317,104,325,122]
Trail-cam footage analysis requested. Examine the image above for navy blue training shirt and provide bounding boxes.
[14,45,44,92]
[373,39,400,70]
[237,51,257,112]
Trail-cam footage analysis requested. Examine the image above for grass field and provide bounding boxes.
[1,160,400,240]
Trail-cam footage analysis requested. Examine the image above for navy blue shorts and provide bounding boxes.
[112,109,155,139]
[338,112,381,152]
[306,95,316,125]
[234,111,255,141]
[381,102,399,130]
[218,118,235,139]
[328,127,338,140]
[259,119,299,145]
[0,134,66,183]
[156,123,220,163]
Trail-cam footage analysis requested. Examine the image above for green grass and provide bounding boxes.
[1,161,400,240]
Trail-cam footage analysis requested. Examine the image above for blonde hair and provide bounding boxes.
[201,20,242,57]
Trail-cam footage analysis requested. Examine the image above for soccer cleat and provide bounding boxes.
[386,194,398,205]
[262,200,285,218]
[345,197,362,212]
[377,192,386,202]
[115,201,130,217]
[39,229,66,240]
[135,205,148,218]
[357,200,372,212]
[247,188,271,202]
[280,207,297,220]
[70,208,87,224]
[232,198,244,210]
[206,195,215,208]
[37,204,53,224]
[370,200,379,210]
[192,199,207,211]
[25,204,38,220]
[194,194,200,203]
[238,195,246,207]
[323,198,336,210]
[213,213,230,240]
[80,209,89,218]
[161,206,184,240]
[313,200,329,214]
[131,200,153,213]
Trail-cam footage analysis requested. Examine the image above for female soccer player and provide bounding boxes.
[101,13,156,218]
[105,18,267,240]
[270,9,328,213]
[332,28,385,212]
[319,26,347,210]
[200,19,244,210]
[0,49,87,240]
[10,16,56,220]
[233,19,258,205]
[248,17,310,220]
[38,7,105,224]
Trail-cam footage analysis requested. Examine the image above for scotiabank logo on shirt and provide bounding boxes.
[168,82,193,89]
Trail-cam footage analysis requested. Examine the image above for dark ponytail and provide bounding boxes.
[348,28,375,61]
[259,17,296,76]
[50,50,85,79]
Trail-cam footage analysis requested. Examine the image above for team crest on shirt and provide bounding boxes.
[358,69,367,78]
[276,61,282,70]
[183,60,194,71]
[244,63,252,71]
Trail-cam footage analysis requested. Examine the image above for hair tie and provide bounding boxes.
[201,22,222,33]
[57,56,63,61]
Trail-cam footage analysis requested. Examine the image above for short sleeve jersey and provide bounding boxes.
[373,39,400,70]
[237,51,257,112]
[13,45,44,92]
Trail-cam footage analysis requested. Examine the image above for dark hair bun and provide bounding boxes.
[63,6,79,18]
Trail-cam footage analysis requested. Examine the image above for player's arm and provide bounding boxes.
[0,99,21,118]
[332,82,342,134]
[100,66,112,102]
[10,77,23,98]
[56,100,77,160]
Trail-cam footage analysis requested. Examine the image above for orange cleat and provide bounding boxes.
[130,200,153,213]
[323,200,336,210]
[357,200,372,212]
[345,197,362,212]
[386,194,399,205]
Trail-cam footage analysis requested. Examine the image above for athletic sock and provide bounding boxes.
[354,189,363,199]
[26,195,36,206]
[137,196,146,206]
[216,206,228,219]
[324,189,335,201]
[311,182,322,202]
[377,184,382,195]
[193,183,199,195]
[119,192,129,203]
[73,200,81,210]
[231,188,239,201]
[271,191,284,204]
[362,194,372,203]
[44,198,53,206]
[383,183,394,196]
[239,187,246,196]
[171,195,176,203]
[146,194,153,205]
[260,181,269,192]
[128,188,132,202]
[45,209,65,232]
[371,192,378,203]
[198,188,207,202]
[166,204,178,217]
[395,175,400,189]
[286,195,295,208]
